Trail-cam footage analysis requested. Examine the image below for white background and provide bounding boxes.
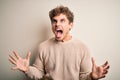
[0,0,120,80]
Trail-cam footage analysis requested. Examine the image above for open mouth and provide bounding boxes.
[56,29,63,38]
[57,29,63,33]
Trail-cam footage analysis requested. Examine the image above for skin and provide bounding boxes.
[9,13,110,80]
[51,14,73,42]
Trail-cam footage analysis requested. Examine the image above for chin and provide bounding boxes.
[55,37,63,42]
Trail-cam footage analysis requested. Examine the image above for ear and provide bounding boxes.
[70,22,74,30]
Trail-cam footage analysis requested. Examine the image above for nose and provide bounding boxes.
[56,21,60,27]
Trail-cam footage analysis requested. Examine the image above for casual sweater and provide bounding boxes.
[26,37,92,80]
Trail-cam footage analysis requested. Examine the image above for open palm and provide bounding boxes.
[91,58,110,80]
[9,51,31,72]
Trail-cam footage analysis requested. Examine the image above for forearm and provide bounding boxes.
[79,72,97,80]
[25,66,44,80]
[89,72,99,80]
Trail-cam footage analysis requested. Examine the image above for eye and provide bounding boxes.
[61,19,65,23]
[52,19,57,23]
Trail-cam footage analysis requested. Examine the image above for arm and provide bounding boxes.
[9,50,45,79]
[79,45,110,80]
[9,51,30,72]
[79,45,92,80]
[90,57,110,80]
[79,54,110,80]
[25,51,45,79]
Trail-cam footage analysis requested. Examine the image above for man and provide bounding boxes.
[9,5,110,80]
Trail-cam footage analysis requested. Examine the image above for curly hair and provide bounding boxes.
[49,5,74,23]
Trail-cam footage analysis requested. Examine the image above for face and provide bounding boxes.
[51,14,73,42]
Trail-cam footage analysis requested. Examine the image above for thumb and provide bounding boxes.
[26,52,31,60]
[91,57,96,70]
[11,66,18,70]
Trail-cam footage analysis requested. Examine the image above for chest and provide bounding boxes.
[44,44,83,72]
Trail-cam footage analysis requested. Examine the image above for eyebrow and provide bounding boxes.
[52,18,65,22]
[52,19,57,22]
[61,18,65,21]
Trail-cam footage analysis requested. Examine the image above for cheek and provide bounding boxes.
[63,25,70,31]
[51,26,54,33]
[51,24,56,30]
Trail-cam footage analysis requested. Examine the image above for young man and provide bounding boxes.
[9,6,110,80]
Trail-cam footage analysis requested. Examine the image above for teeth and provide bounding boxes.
[56,29,61,31]
[55,28,63,33]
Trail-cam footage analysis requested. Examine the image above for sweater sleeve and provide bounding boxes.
[79,44,93,80]
[25,45,45,80]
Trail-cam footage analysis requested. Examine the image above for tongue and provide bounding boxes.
[57,31,62,37]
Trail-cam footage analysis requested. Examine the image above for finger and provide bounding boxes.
[9,56,16,64]
[103,70,108,74]
[13,50,20,59]
[102,61,108,67]
[9,54,16,62]
[11,67,18,70]
[91,57,96,68]
[104,65,110,70]
[102,61,110,70]
[26,52,31,60]
[100,75,106,79]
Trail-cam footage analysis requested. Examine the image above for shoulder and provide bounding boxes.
[72,37,87,46]
[72,37,91,58]
[72,37,90,51]
[38,37,55,49]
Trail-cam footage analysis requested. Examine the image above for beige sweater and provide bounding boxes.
[26,37,92,80]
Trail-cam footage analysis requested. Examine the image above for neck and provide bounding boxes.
[56,34,72,42]
[63,35,72,42]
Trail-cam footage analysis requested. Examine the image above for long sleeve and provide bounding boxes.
[25,37,94,80]
[79,44,92,80]
[25,45,45,80]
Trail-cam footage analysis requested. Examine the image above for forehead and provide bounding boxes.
[53,14,68,20]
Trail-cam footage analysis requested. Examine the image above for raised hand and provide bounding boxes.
[91,57,110,80]
[9,51,31,72]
